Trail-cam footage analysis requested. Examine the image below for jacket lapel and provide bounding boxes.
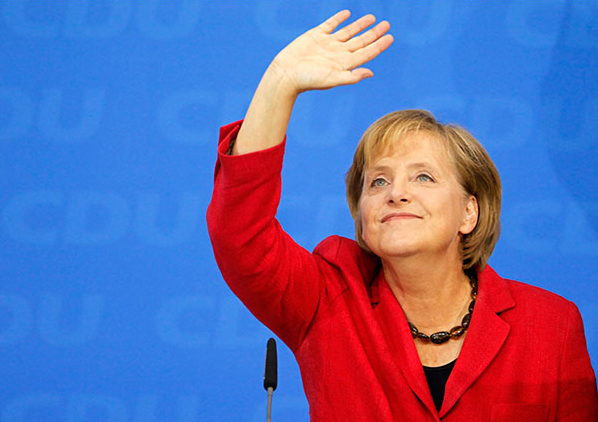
[374,274,439,415]
[440,266,515,417]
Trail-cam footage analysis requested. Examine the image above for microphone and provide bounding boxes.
[264,337,277,422]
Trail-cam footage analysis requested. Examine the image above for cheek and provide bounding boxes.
[358,201,373,239]
[359,198,374,224]
[358,198,367,220]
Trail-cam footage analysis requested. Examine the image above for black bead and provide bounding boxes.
[409,322,419,338]
[461,313,472,328]
[430,331,451,344]
[449,326,465,338]
[468,300,475,314]
[417,332,430,341]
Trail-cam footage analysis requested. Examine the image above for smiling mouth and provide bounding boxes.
[382,213,422,223]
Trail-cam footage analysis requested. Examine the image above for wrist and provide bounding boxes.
[263,58,300,99]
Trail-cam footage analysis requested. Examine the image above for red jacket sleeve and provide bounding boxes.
[206,121,328,351]
[556,301,598,420]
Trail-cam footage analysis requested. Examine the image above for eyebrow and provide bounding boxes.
[366,162,440,173]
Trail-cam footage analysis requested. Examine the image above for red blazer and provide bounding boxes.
[207,121,598,421]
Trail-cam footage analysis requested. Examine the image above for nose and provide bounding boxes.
[387,179,411,205]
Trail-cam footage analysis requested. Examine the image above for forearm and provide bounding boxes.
[233,61,298,155]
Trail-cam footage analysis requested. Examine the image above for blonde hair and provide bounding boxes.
[345,110,501,270]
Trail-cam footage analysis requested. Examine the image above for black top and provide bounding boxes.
[423,359,456,412]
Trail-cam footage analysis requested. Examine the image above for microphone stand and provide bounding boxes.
[266,386,274,422]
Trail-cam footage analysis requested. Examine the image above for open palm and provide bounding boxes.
[271,10,394,94]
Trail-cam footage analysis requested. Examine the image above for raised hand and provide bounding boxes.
[271,10,394,94]
[233,11,393,155]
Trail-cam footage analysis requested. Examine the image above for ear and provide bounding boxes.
[459,195,478,235]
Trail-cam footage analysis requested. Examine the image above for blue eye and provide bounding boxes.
[371,177,388,187]
[416,173,434,182]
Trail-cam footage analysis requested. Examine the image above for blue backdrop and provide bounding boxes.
[1,1,596,421]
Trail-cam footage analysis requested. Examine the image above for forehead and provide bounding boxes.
[366,130,453,169]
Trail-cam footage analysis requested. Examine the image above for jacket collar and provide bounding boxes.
[475,264,516,314]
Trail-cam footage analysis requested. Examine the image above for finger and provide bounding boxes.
[350,68,374,81]
[346,20,391,53]
[335,68,374,87]
[334,14,376,42]
[349,33,394,69]
[318,9,351,34]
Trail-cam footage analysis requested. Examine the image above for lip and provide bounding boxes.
[381,212,422,223]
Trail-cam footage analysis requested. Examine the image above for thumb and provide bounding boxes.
[335,68,373,86]
[351,68,374,81]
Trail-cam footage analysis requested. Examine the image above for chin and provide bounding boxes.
[368,242,421,260]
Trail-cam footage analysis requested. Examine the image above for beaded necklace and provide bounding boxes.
[408,274,477,344]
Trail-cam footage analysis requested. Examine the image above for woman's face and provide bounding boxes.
[359,131,478,262]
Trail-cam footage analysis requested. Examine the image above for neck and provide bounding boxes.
[382,253,472,332]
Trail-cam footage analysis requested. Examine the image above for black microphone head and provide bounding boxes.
[264,337,278,391]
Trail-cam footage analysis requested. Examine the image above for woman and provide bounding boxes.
[207,10,597,421]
